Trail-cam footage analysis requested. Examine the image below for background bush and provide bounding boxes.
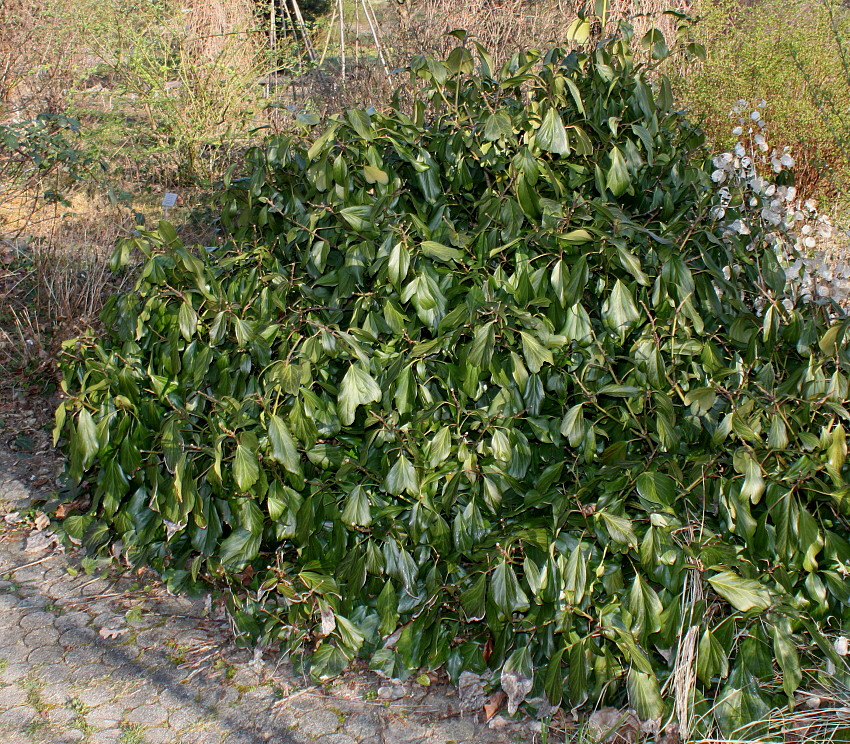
[677,0,850,204]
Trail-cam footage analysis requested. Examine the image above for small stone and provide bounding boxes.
[377,684,406,700]
[488,714,513,729]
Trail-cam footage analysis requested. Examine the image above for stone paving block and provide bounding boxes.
[85,702,125,727]
[14,567,49,583]
[0,662,29,684]
[75,685,115,708]
[48,705,78,725]
[0,643,29,662]
[0,594,21,610]
[29,646,67,667]
[72,663,110,683]
[89,728,123,744]
[142,725,179,743]
[54,612,91,631]
[0,703,37,729]
[342,712,382,740]
[315,734,357,744]
[431,716,477,742]
[126,702,169,726]
[168,705,205,731]
[40,682,72,705]
[66,644,105,666]
[24,625,61,647]
[297,709,343,737]
[0,684,26,707]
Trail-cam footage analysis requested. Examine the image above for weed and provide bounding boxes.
[45,602,65,617]
[21,675,48,713]
[330,707,347,725]
[117,722,146,744]
[69,697,94,737]
[214,659,236,679]
[124,605,143,624]
[0,657,8,673]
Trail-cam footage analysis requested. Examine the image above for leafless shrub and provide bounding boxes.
[0,0,80,121]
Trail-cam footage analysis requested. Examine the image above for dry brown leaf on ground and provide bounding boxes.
[458,671,486,712]
[482,690,506,722]
[586,708,641,744]
[98,625,129,640]
[501,670,533,716]
[55,497,90,519]
[24,530,57,553]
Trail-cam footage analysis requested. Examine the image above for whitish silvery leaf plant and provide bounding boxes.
[708,99,843,310]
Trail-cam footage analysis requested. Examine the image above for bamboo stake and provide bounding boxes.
[361,0,391,80]
[290,0,317,61]
[338,0,346,80]
[318,0,339,66]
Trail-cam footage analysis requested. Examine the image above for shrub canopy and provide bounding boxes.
[58,29,850,735]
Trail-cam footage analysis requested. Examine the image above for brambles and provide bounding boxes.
[57,24,850,737]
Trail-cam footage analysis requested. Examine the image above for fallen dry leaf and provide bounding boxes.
[98,626,129,640]
[586,707,640,744]
[458,671,486,712]
[482,635,494,664]
[501,670,534,716]
[482,690,506,722]
[34,512,50,531]
[24,531,56,553]
[55,497,90,519]
[3,512,22,525]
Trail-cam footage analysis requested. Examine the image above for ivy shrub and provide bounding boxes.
[57,28,850,735]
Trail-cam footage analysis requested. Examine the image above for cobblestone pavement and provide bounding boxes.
[0,437,542,744]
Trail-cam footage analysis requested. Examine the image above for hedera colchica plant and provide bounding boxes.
[56,23,850,736]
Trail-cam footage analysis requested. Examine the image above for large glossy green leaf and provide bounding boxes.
[234,433,259,492]
[536,107,569,155]
[708,571,771,612]
[268,415,302,476]
[338,364,382,425]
